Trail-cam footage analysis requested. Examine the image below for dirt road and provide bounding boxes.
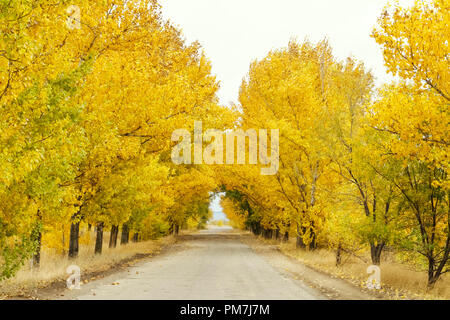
[59,227,375,300]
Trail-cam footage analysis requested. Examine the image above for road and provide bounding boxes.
[60,227,374,300]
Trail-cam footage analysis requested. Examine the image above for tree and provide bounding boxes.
[371,0,449,287]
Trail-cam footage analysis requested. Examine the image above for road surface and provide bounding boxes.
[60,227,374,300]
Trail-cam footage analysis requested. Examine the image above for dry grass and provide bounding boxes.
[0,232,175,298]
[257,237,450,300]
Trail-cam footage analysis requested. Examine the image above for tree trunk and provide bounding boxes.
[173,224,179,236]
[95,222,104,254]
[32,231,42,267]
[427,275,439,289]
[250,222,261,236]
[62,226,66,256]
[121,223,129,245]
[296,223,306,249]
[336,243,343,267]
[108,227,113,248]
[32,210,42,267]
[309,227,317,251]
[426,255,444,290]
[426,261,446,289]
[427,258,438,289]
[132,232,139,242]
[283,231,289,242]
[275,228,280,240]
[255,224,261,235]
[68,220,80,259]
[109,225,119,248]
[370,242,385,265]
[113,225,119,246]
[296,236,305,248]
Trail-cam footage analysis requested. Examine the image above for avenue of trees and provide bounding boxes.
[0,0,448,289]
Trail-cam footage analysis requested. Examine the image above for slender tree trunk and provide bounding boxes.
[427,275,439,289]
[68,220,80,259]
[114,226,119,246]
[132,232,139,242]
[283,231,289,242]
[275,228,280,240]
[113,225,119,246]
[370,242,385,265]
[426,255,444,289]
[95,222,104,254]
[109,225,118,248]
[309,226,317,251]
[173,224,179,236]
[32,231,42,267]
[32,210,42,267]
[296,223,306,249]
[336,242,343,267]
[308,165,318,251]
[121,223,129,245]
[62,226,66,256]
[296,235,305,248]
[251,223,260,236]
[109,225,114,248]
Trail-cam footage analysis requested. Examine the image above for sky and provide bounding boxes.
[159,0,414,106]
[209,193,227,221]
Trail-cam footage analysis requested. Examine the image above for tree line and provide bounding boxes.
[0,0,229,279]
[219,0,449,288]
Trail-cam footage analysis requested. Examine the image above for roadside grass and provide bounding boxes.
[0,232,175,299]
[256,237,450,300]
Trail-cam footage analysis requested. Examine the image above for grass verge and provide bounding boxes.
[0,234,176,299]
[254,236,449,300]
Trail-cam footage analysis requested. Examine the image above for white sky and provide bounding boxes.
[159,0,415,106]
[209,193,227,221]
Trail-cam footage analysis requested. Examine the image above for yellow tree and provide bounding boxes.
[66,0,229,255]
[235,40,347,249]
[371,0,449,287]
[0,0,101,272]
[323,58,402,265]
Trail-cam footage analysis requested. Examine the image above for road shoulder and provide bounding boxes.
[241,234,383,300]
